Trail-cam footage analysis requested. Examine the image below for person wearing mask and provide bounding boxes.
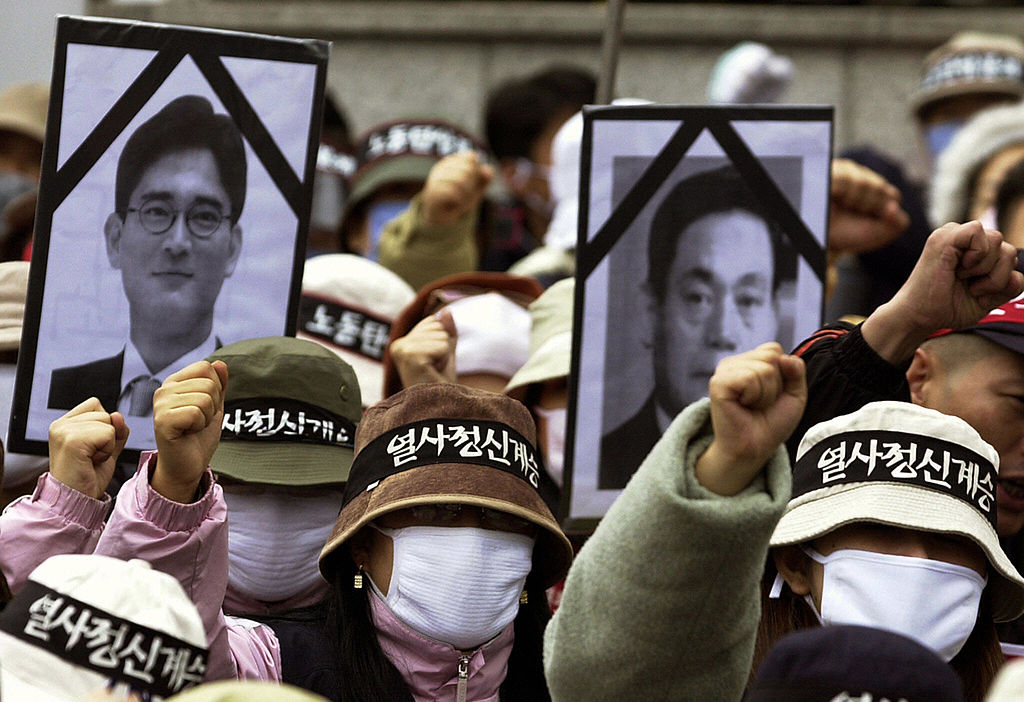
[339,119,492,290]
[316,382,573,702]
[930,101,1024,230]
[788,221,1024,540]
[544,342,1024,701]
[832,32,1024,318]
[0,358,279,680]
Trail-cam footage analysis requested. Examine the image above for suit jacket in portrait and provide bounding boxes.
[597,395,662,490]
[47,350,125,412]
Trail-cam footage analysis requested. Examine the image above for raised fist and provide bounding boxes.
[421,151,494,227]
[696,342,806,496]
[151,360,228,503]
[48,398,130,499]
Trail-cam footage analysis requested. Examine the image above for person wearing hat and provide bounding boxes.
[205,337,363,695]
[316,382,573,701]
[297,253,415,407]
[1,358,279,681]
[790,221,1024,539]
[341,119,493,291]
[545,341,1024,701]
[931,101,1024,230]
[0,554,210,701]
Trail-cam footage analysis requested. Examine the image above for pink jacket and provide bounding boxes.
[0,454,281,682]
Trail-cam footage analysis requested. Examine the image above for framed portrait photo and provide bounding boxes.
[563,104,833,530]
[9,16,329,458]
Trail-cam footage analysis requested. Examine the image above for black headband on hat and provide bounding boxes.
[342,418,544,506]
[0,580,208,697]
[298,293,392,362]
[794,429,997,528]
[222,397,356,448]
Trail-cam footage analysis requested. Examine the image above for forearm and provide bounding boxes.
[378,195,479,290]
[545,400,791,701]
[0,473,109,594]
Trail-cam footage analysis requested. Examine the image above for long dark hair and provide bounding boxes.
[753,558,1004,702]
[326,551,552,702]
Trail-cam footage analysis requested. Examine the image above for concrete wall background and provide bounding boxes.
[1,1,86,90]
[81,1,1024,176]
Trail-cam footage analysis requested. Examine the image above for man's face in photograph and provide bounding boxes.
[104,146,242,330]
[650,208,778,414]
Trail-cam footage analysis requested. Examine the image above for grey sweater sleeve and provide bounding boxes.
[544,398,792,702]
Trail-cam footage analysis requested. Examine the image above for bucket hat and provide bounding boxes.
[771,400,1024,622]
[504,277,574,396]
[319,383,573,587]
[207,336,362,486]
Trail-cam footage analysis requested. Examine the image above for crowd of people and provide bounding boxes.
[3,24,1024,702]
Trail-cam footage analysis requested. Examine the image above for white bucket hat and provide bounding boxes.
[298,254,415,406]
[504,277,574,395]
[771,400,1024,622]
[0,555,208,701]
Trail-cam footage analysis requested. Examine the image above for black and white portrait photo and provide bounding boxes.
[564,105,832,527]
[10,16,328,455]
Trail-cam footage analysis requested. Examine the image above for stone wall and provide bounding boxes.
[85,0,1023,174]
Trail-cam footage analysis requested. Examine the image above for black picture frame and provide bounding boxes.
[563,104,833,532]
[10,15,329,461]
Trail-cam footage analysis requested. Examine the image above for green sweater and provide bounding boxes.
[378,194,479,291]
[543,398,792,701]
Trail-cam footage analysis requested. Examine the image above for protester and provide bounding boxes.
[0,82,47,262]
[340,119,492,290]
[832,32,1024,318]
[544,342,1024,701]
[504,278,573,494]
[930,101,1024,230]
[317,382,573,701]
[789,221,1024,540]
[0,359,279,680]
[297,253,415,406]
[205,337,362,694]
[382,271,541,398]
[0,554,209,701]
[483,65,595,270]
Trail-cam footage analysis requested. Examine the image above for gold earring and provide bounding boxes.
[519,590,528,605]
[354,566,364,590]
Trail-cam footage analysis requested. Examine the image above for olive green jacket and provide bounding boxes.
[543,398,792,701]
[378,194,479,291]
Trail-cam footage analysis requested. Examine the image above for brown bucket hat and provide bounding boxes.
[318,382,572,588]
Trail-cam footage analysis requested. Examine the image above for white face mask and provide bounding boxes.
[223,486,343,602]
[370,525,535,650]
[801,547,986,662]
[533,405,566,487]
